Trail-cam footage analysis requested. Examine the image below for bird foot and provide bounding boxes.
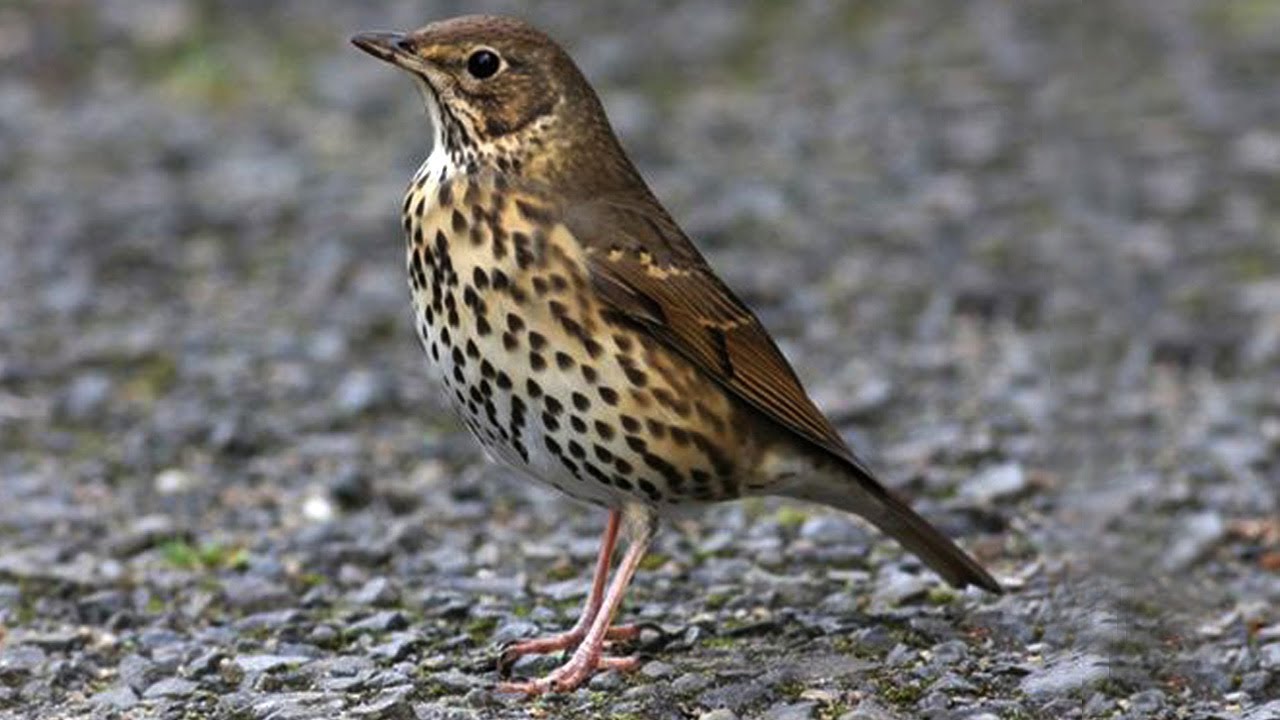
[495,653,642,695]
[496,622,654,678]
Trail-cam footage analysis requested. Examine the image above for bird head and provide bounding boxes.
[352,15,636,193]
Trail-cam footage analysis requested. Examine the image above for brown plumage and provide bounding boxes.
[352,15,1001,695]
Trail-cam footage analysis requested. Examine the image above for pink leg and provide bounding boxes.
[497,510,649,676]
[498,511,655,695]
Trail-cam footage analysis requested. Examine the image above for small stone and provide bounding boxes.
[143,677,198,699]
[302,493,336,523]
[1260,642,1280,670]
[220,576,292,612]
[799,515,868,545]
[960,462,1027,503]
[640,660,674,678]
[61,373,112,420]
[329,468,374,510]
[109,515,180,556]
[154,468,199,494]
[334,369,390,416]
[186,649,225,677]
[589,669,623,690]
[22,629,85,652]
[0,645,46,680]
[369,633,421,663]
[1244,700,1280,720]
[349,610,409,634]
[351,686,415,720]
[839,699,905,719]
[350,577,401,607]
[1163,512,1225,571]
[871,567,932,608]
[117,653,158,691]
[761,702,816,720]
[90,685,139,711]
[1020,653,1109,698]
[231,654,312,675]
[698,710,739,720]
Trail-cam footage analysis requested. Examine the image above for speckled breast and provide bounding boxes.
[400,167,758,510]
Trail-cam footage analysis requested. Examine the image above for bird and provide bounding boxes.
[351,15,1002,695]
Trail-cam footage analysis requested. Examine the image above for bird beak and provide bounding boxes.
[350,31,424,72]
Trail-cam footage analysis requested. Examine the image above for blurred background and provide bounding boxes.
[0,1,1278,718]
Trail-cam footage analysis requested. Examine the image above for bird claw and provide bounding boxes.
[494,653,643,695]
[495,621,661,683]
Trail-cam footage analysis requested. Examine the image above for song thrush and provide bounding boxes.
[351,15,1001,695]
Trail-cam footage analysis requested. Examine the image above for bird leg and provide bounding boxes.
[497,509,655,694]
[496,509,649,678]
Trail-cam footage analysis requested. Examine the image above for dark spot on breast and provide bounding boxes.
[532,276,549,296]
[475,315,492,336]
[496,371,513,390]
[479,359,495,379]
[594,421,615,441]
[613,476,633,491]
[516,199,553,224]
[644,453,684,489]
[465,339,480,359]
[526,379,543,398]
[529,352,546,371]
[581,365,598,383]
[550,274,569,292]
[584,462,611,485]
[541,412,560,431]
[528,332,547,351]
[492,269,510,290]
[625,435,647,453]
[506,313,525,333]
[620,415,640,433]
[567,439,586,459]
[624,367,647,387]
[652,388,690,416]
[437,183,453,206]
[543,396,563,416]
[570,415,587,433]
[502,332,519,351]
[584,339,604,358]
[615,458,634,475]
[555,352,575,371]
[637,479,660,501]
[645,418,666,438]
[669,426,690,446]
[598,387,619,406]
[549,300,568,318]
[452,347,466,367]
[473,267,489,289]
[571,392,590,412]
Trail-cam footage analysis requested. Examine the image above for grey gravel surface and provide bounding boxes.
[2,1,1279,718]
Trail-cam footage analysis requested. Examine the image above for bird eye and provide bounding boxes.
[466,49,501,79]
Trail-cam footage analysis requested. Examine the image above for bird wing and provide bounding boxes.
[563,194,872,476]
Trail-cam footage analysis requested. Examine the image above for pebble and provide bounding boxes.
[142,677,198,699]
[89,685,139,711]
[231,654,313,675]
[1020,653,1109,698]
[960,462,1028,503]
[761,702,816,720]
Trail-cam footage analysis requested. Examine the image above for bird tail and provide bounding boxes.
[781,466,1002,594]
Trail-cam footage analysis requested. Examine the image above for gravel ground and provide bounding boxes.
[2,1,1279,718]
